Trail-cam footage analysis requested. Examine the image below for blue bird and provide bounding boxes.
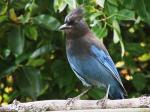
[59,7,127,100]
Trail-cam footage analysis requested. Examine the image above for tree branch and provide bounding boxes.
[0,96,150,112]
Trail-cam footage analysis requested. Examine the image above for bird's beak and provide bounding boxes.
[59,23,72,30]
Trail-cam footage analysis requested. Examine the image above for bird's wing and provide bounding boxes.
[67,52,108,87]
[91,45,126,91]
[67,55,92,87]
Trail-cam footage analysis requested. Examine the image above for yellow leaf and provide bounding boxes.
[125,75,133,81]
[138,53,150,62]
[116,61,125,68]
[9,8,18,22]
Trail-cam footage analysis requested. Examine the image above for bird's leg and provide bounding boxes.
[66,87,91,106]
[97,85,110,108]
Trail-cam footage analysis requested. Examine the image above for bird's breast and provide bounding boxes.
[66,37,92,57]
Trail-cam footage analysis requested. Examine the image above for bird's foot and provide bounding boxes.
[66,96,80,106]
[96,97,108,108]
[65,89,90,109]
[96,85,110,108]
[65,96,80,110]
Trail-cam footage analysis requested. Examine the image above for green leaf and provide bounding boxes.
[105,1,118,17]
[92,22,108,38]
[16,66,43,99]
[10,0,29,10]
[107,0,118,6]
[27,58,45,67]
[33,15,60,31]
[112,20,125,56]
[132,73,147,91]
[0,15,7,23]
[8,25,25,56]
[89,11,103,21]
[30,44,53,59]
[25,2,38,15]
[0,65,17,79]
[117,9,135,20]
[18,13,30,24]
[24,25,38,41]
[15,52,31,65]
[122,0,135,9]
[54,0,67,12]
[51,60,75,89]
[95,0,105,8]
[0,1,8,15]
[113,20,120,43]
[134,0,150,23]
[125,43,146,56]
[89,88,105,99]
[3,48,11,58]
[65,0,77,9]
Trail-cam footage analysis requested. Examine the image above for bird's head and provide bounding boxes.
[59,7,89,36]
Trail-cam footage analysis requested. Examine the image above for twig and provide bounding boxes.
[0,96,149,112]
[51,108,150,112]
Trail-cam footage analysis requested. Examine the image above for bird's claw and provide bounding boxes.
[96,97,108,108]
[66,96,80,107]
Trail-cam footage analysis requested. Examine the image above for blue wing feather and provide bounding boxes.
[91,45,123,86]
[67,53,107,87]
[66,44,127,98]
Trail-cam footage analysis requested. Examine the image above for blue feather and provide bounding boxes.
[67,54,104,87]
[91,45,122,84]
[67,44,127,99]
[67,48,121,88]
[90,45,127,98]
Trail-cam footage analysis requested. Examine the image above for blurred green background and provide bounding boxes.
[0,0,150,106]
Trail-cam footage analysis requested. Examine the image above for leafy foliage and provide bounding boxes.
[0,0,150,105]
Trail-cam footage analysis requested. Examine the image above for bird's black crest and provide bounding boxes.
[65,7,84,24]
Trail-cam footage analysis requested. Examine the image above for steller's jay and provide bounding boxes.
[59,7,127,102]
